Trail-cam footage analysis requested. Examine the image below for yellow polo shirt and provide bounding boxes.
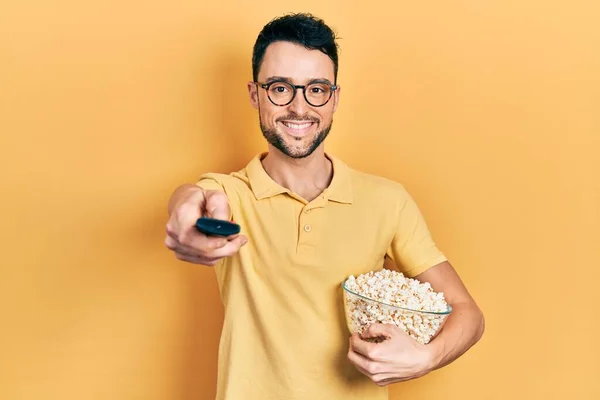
[196,153,447,400]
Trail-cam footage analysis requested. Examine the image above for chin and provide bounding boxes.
[261,120,331,159]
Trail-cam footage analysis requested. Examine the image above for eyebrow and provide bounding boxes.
[264,76,334,85]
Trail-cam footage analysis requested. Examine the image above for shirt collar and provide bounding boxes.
[245,153,353,204]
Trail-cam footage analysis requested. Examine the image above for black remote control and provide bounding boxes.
[195,217,241,237]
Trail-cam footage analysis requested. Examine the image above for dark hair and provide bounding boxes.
[252,13,340,82]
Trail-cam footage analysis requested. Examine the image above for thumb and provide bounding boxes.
[230,234,249,248]
[218,234,249,255]
[204,190,231,221]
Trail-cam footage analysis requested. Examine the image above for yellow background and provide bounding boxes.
[1,1,599,399]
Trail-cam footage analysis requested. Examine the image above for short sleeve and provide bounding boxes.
[386,187,447,277]
[196,173,227,192]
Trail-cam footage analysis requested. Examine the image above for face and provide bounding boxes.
[248,41,340,159]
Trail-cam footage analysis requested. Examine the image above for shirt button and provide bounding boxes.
[304,224,312,232]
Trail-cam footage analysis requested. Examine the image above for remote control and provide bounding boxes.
[195,217,241,237]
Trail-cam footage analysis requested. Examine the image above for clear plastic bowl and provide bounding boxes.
[341,277,453,344]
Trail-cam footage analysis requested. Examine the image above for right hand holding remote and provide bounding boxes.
[165,186,248,266]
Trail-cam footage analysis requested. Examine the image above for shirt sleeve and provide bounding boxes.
[196,173,226,192]
[386,186,447,277]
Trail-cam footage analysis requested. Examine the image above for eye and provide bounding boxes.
[308,83,329,94]
[271,84,290,93]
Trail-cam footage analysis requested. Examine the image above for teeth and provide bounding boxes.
[283,122,312,130]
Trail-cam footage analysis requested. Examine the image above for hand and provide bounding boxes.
[165,187,248,265]
[347,323,434,386]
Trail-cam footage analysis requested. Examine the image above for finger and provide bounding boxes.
[347,349,373,376]
[350,333,379,360]
[348,348,398,385]
[204,235,248,258]
[165,235,178,250]
[167,234,229,256]
[178,202,204,232]
[167,191,207,241]
[173,252,220,266]
[168,240,225,258]
[178,223,236,248]
[347,348,382,376]
[378,374,416,384]
[362,323,396,340]
[204,190,231,221]
[167,223,229,250]
[173,233,247,259]
[373,376,401,387]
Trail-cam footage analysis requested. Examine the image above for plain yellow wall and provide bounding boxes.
[1,1,599,399]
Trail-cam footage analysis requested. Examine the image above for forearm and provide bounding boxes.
[426,301,485,371]
[167,184,203,215]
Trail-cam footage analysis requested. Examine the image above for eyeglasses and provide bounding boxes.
[255,80,338,107]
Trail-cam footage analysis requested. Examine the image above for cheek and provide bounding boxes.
[320,108,334,123]
[259,106,279,126]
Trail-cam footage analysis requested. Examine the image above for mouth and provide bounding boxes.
[278,120,317,137]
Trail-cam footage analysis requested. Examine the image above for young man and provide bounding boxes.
[165,13,484,400]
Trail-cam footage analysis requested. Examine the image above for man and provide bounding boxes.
[165,13,484,400]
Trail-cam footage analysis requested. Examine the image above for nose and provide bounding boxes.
[287,88,310,115]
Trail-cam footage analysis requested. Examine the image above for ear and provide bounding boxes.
[248,81,259,110]
[332,85,341,113]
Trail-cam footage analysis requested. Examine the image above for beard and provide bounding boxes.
[259,113,333,159]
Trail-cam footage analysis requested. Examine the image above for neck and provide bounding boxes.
[261,146,333,202]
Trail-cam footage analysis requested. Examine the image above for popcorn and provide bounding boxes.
[343,269,451,344]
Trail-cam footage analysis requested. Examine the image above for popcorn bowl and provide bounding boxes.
[342,277,452,344]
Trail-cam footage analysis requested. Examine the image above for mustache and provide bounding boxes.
[276,114,319,123]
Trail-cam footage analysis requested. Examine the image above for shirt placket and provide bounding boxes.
[296,196,328,261]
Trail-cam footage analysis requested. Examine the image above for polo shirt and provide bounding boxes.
[196,153,447,400]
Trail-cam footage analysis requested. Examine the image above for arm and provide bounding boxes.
[417,261,485,371]
[347,261,484,386]
[346,184,483,384]
[165,183,247,266]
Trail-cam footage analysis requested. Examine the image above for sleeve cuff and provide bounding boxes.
[402,255,448,278]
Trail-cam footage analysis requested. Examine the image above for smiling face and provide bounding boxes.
[248,41,341,159]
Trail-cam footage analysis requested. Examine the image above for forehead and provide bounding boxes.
[258,41,335,83]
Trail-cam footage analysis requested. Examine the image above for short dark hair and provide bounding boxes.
[252,13,340,82]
